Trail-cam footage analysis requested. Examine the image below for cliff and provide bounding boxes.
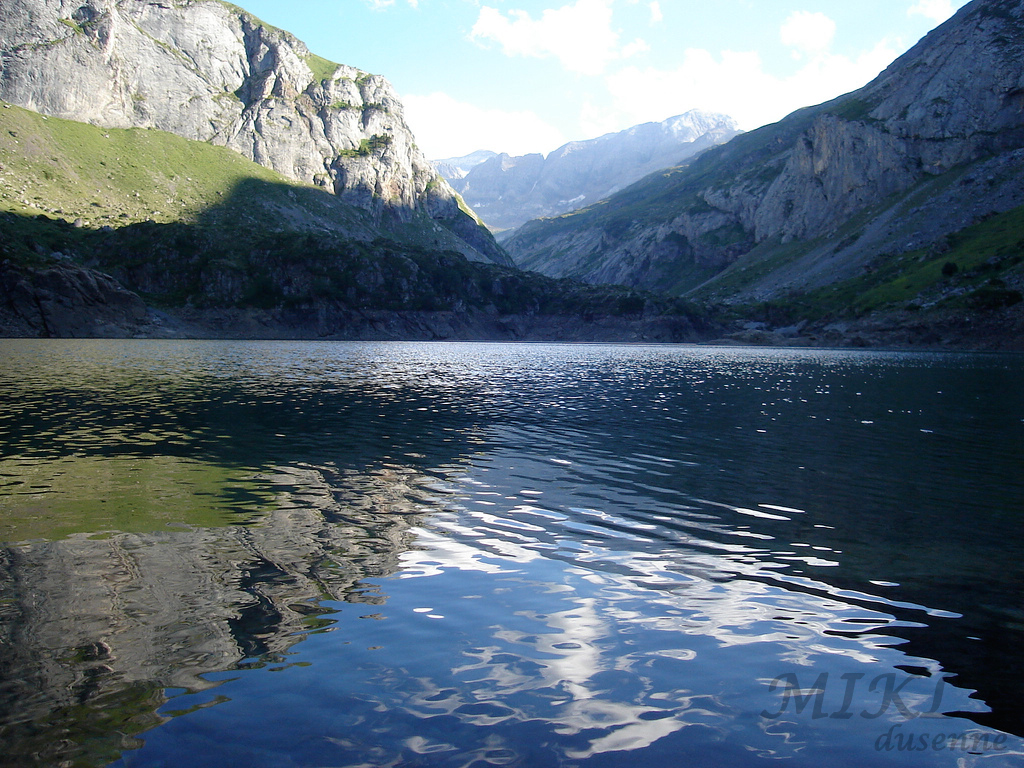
[0,258,151,337]
[441,111,739,233]
[504,0,1024,338]
[0,0,505,264]
[0,98,708,342]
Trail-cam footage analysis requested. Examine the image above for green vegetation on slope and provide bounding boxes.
[822,206,1024,315]
[338,134,392,158]
[0,100,495,267]
[305,53,341,84]
[0,101,703,326]
[725,204,1024,326]
[0,100,322,228]
[0,204,704,321]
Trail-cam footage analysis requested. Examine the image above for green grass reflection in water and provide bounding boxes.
[0,340,1021,767]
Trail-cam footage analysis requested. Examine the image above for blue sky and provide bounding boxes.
[231,0,972,159]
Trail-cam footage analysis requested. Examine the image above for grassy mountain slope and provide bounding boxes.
[0,0,510,266]
[0,102,707,340]
[0,100,479,255]
[696,168,1024,315]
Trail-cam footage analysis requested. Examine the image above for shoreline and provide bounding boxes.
[2,311,1020,354]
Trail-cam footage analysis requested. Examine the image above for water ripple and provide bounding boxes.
[0,340,1022,766]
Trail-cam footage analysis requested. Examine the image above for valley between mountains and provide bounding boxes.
[1,0,1023,349]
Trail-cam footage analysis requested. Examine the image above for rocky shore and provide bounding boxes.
[711,308,1024,352]
[0,260,708,344]
[4,259,1021,350]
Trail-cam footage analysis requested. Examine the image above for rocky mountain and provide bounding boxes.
[440,111,740,233]
[505,0,1024,346]
[433,150,498,181]
[0,0,503,264]
[0,1,713,341]
[0,102,708,341]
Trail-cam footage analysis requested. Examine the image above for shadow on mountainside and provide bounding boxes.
[0,177,713,341]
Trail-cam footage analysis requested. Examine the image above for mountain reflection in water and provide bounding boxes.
[0,340,1021,768]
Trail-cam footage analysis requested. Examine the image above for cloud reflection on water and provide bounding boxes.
[0,340,1022,767]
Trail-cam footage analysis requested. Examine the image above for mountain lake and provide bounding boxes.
[0,339,1022,767]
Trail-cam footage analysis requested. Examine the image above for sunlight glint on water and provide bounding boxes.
[0,340,1021,767]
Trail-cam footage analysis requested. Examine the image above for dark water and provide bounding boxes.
[0,339,1022,767]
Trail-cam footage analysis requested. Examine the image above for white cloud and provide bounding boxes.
[578,98,635,140]
[590,8,842,137]
[907,0,959,22]
[602,37,900,133]
[363,0,418,9]
[621,38,651,58]
[649,1,663,25]
[470,0,645,76]
[402,92,568,159]
[780,11,836,57]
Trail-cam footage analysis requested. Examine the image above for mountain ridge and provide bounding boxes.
[0,100,708,342]
[439,111,740,233]
[503,0,1024,344]
[434,150,498,182]
[0,0,506,264]
[3,0,1022,348]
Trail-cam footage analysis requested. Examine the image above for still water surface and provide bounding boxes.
[0,340,1022,767]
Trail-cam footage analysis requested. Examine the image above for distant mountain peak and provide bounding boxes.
[435,110,740,232]
[503,0,1024,343]
[432,150,499,181]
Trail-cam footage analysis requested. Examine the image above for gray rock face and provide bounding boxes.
[0,0,503,262]
[745,0,1024,247]
[442,111,740,232]
[505,0,1024,293]
[0,261,151,337]
[433,150,498,181]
